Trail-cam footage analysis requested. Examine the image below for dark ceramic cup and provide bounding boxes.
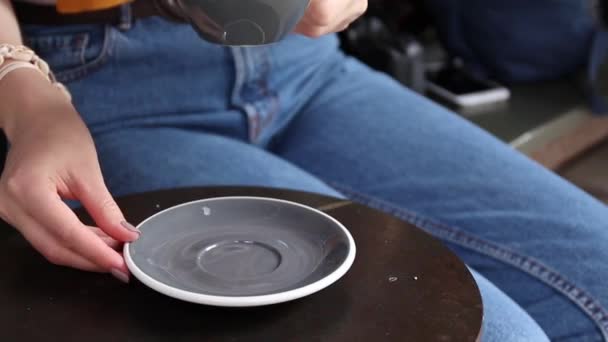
[176,0,311,46]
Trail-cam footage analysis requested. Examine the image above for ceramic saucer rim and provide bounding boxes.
[124,196,356,307]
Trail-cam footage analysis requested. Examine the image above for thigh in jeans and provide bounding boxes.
[92,126,547,342]
[93,127,341,198]
[273,56,608,341]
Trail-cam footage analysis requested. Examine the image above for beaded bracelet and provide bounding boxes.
[0,44,71,101]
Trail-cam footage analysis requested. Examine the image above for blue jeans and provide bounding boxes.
[21,16,608,341]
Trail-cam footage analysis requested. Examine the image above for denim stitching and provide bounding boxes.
[229,47,279,144]
[229,47,258,142]
[257,50,279,136]
[260,92,279,127]
[25,34,81,51]
[230,47,247,107]
[78,34,90,65]
[55,25,114,84]
[329,181,608,341]
[246,49,274,143]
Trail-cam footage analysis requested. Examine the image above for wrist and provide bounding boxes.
[0,67,72,141]
[0,44,72,134]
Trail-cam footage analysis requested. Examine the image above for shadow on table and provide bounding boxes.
[0,230,351,341]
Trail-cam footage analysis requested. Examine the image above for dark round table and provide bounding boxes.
[0,186,483,341]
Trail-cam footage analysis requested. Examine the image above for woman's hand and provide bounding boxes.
[0,69,139,282]
[295,0,368,37]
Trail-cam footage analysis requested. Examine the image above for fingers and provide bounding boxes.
[89,226,122,250]
[16,213,107,273]
[0,101,134,281]
[3,191,128,279]
[295,0,367,37]
[20,188,128,275]
[71,173,140,242]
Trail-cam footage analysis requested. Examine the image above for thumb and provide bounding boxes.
[72,174,140,242]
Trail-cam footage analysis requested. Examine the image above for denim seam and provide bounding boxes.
[259,50,279,133]
[230,47,259,142]
[229,47,279,144]
[78,34,90,66]
[55,25,114,84]
[246,49,272,144]
[329,181,608,341]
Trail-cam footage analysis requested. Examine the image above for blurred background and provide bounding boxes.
[338,0,608,204]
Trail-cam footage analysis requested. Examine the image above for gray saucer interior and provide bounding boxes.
[128,197,351,297]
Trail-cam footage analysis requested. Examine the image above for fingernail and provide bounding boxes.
[121,221,141,235]
[111,268,130,284]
